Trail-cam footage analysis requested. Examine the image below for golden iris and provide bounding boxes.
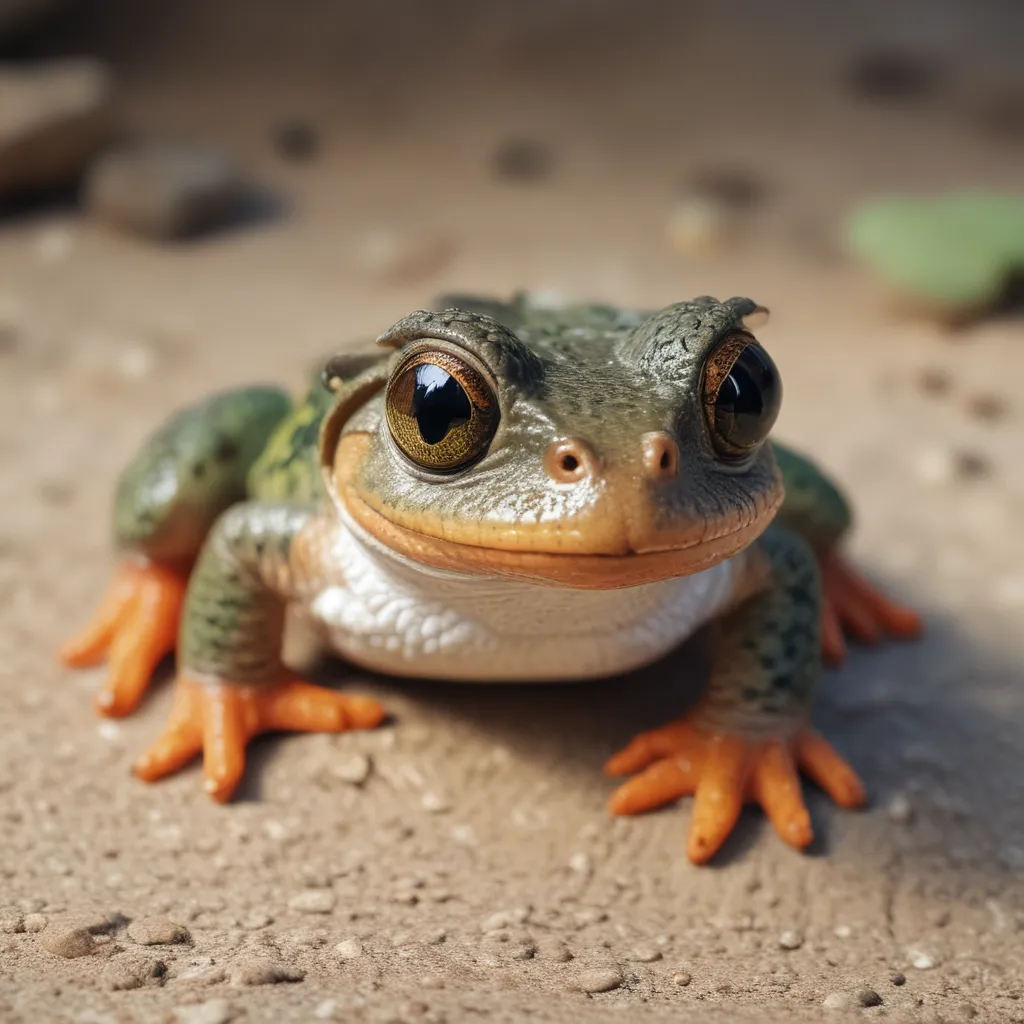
[385,349,499,471]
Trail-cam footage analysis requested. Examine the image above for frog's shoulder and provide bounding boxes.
[246,368,334,503]
[433,291,651,350]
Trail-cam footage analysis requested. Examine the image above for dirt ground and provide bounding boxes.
[2,2,1024,1021]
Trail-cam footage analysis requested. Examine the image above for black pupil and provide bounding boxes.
[714,344,781,450]
[412,364,471,445]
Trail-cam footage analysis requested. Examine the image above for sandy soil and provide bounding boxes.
[2,2,1024,1021]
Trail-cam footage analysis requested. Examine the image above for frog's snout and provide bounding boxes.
[543,432,681,486]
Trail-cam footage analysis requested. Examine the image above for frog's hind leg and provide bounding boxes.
[60,387,292,717]
[771,441,923,665]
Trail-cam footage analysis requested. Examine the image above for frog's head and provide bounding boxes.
[320,298,784,589]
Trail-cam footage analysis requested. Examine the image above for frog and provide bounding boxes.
[60,293,922,865]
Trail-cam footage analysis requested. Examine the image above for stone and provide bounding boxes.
[232,956,305,986]
[172,1000,235,1024]
[84,142,246,240]
[126,915,191,945]
[778,929,804,950]
[288,890,336,915]
[0,0,68,41]
[41,923,95,958]
[334,937,363,960]
[272,119,318,161]
[0,58,115,199]
[576,967,623,993]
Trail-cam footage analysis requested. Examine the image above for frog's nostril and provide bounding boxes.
[545,440,595,484]
[642,432,680,481]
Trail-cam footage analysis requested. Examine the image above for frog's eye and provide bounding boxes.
[702,333,781,459]
[385,350,499,472]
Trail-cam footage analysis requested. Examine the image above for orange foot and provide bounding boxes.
[605,719,865,864]
[819,551,923,666]
[133,674,386,802]
[58,560,188,717]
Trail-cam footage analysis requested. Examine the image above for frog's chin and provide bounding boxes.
[335,481,769,591]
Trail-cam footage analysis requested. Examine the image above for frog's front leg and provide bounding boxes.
[606,527,864,864]
[132,502,384,801]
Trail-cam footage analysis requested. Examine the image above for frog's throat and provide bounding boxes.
[329,434,781,590]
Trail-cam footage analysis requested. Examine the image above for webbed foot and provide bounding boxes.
[605,718,865,864]
[133,674,386,802]
[59,560,188,717]
[819,551,923,665]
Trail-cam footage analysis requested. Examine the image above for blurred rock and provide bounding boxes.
[845,50,942,102]
[357,226,456,285]
[272,119,318,161]
[85,142,247,240]
[0,58,115,200]
[667,168,765,256]
[0,0,68,41]
[491,138,554,182]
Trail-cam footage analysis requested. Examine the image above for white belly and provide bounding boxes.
[307,512,742,682]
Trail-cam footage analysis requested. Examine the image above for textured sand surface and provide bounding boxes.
[2,2,1024,1021]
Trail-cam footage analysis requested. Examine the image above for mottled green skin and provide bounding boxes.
[112,294,853,723]
[114,386,292,562]
[702,525,821,733]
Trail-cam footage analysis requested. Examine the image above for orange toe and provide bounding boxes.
[607,717,864,864]
[820,552,923,654]
[61,560,188,717]
[133,673,385,802]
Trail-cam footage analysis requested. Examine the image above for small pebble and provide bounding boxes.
[491,138,554,182]
[127,916,190,945]
[232,956,305,986]
[952,450,991,480]
[626,946,662,963]
[357,227,456,286]
[779,929,804,950]
[104,957,167,990]
[834,925,852,939]
[672,971,692,986]
[576,967,623,993]
[908,947,938,970]
[0,912,24,934]
[334,937,363,960]
[172,1000,235,1024]
[41,924,95,958]
[272,119,318,161]
[917,367,952,396]
[965,393,1007,421]
[845,49,941,101]
[421,791,450,813]
[330,751,372,785]
[535,938,572,962]
[823,989,880,1011]
[887,793,914,824]
[890,972,906,986]
[480,907,530,933]
[288,890,336,915]
[23,913,47,933]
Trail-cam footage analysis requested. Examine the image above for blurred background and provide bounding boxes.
[2,3,1024,1022]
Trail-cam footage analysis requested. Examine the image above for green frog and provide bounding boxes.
[60,294,921,865]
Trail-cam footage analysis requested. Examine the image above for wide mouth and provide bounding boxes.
[333,435,779,589]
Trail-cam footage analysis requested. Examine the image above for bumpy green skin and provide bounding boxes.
[181,502,313,683]
[112,294,853,732]
[845,193,1024,313]
[701,525,821,732]
[114,386,292,562]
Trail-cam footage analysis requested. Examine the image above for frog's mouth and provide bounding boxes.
[331,434,781,589]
